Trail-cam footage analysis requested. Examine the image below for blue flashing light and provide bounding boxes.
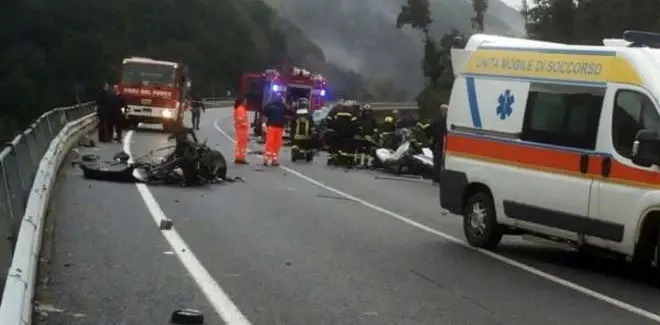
[320,89,326,96]
[272,84,279,92]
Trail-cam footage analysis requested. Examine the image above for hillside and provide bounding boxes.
[0,0,372,139]
[263,0,525,97]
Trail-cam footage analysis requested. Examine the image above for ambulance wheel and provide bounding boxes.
[306,152,314,162]
[463,192,502,250]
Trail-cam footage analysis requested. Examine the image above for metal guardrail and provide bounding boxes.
[0,102,95,300]
[201,98,418,110]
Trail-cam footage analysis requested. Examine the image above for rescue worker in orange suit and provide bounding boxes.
[262,95,289,166]
[233,97,250,164]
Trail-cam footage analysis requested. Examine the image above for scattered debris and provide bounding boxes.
[170,309,204,325]
[160,218,173,230]
[77,135,96,148]
[373,175,428,184]
[316,194,355,202]
[163,251,175,255]
[35,304,64,314]
[113,150,130,163]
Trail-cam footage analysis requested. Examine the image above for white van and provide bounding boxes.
[440,31,660,271]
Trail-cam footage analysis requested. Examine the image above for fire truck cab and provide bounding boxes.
[239,66,327,136]
[119,56,190,131]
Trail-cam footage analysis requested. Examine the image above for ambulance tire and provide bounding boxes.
[306,152,314,162]
[462,192,503,250]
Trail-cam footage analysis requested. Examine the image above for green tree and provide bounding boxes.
[397,0,464,118]
[0,0,348,140]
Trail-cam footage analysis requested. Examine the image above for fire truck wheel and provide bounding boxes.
[127,119,139,130]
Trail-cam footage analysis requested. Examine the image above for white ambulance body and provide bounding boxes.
[440,32,660,271]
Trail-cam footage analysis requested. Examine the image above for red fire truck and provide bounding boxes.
[119,56,190,131]
[239,66,327,136]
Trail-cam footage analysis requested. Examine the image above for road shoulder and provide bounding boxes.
[34,134,214,325]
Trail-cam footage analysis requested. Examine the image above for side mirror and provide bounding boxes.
[632,129,660,167]
[179,75,186,85]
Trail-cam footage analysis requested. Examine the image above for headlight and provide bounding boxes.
[162,109,173,118]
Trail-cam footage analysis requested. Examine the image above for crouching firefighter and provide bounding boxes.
[326,101,358,167]
[290,103,315,162]
[355,104,378,168]
[379,115,396,150]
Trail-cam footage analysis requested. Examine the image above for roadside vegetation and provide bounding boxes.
[399,0,660,118]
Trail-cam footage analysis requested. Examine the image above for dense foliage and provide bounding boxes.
[396,0,469,118]
[0,0,369,140]
[524,0,660,43]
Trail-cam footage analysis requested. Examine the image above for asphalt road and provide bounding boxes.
[36,108,660,325]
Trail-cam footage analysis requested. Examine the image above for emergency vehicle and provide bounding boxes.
[239,66,327,136]
[440,31,660,273]
[119,56,190,131]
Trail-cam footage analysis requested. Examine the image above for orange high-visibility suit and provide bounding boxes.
[233,104,249,163]
[263,100,288,165]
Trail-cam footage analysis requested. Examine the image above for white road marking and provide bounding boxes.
[213,118,660,323]
[124,130,251,325]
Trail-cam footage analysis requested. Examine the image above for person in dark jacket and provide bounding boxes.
[356,104,378,167]
[429,104,448,183]
[262,95,289,166]
[110,85,127,142]
[326,101,358,167]
[96,83,112,142]
[190,99,206,130]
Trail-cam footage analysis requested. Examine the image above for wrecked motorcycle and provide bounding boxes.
[372,129,434,177]
[80,128,241,186]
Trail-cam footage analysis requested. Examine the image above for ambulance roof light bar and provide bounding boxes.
[622,30,660,48]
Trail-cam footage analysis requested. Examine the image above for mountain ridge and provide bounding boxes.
[263,0,525,97]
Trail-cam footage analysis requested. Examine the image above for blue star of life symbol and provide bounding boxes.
[496,89,514,120]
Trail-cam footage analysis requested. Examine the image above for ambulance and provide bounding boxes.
[440,31,660,271]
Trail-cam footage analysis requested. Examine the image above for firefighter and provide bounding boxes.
[356,104,378,168]
[379,115,396,150]
[233,97,249,164]
[263,94,288,166]
[326,100,358,167]
[412,118,432,148]
[190,98,206,130]
[290,100,315,162]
